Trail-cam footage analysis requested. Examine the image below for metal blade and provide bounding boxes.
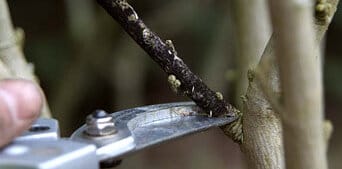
[126,102,235,150]
[70,102,236,161]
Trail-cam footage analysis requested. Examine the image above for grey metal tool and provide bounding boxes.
[0,102,236,169]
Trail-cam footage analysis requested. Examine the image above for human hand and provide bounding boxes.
[0,79,42,147]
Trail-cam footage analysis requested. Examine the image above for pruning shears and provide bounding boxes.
[0,102,236,169]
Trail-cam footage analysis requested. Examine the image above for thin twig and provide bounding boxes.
[97,0,239,117]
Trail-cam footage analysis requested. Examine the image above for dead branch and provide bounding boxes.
[96,0,239,118]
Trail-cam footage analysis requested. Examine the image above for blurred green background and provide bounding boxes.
[6,0,342,168]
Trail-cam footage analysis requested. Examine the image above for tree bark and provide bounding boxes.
[268,0,339,169]
[239,0,339,169]
[241,38,284,169]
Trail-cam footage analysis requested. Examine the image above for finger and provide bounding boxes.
[0,79,43,147]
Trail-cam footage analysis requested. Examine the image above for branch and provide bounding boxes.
[256,0,339,120]
[0,60,11,78]
[266,0,339,169]
[231,0,271,108]
[232,0,339,169]
[235,31,286,168]
[0,0,51,117]
[97,0,239,117]
[219,0,272,145]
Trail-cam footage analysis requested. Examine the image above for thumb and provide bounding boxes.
[0,79,42,147]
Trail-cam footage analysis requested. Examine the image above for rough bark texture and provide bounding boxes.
[97,0,239,118]
[239,0,339,169]
[111,0,200,109]
[0,0,51,117]
[241,38,284,169]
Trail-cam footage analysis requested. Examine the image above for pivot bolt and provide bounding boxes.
[85,109,117,137]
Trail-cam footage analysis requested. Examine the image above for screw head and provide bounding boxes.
[92,110,108,118]
[85,109,117,137]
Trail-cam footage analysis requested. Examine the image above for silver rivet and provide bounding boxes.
[84,110,117,137]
